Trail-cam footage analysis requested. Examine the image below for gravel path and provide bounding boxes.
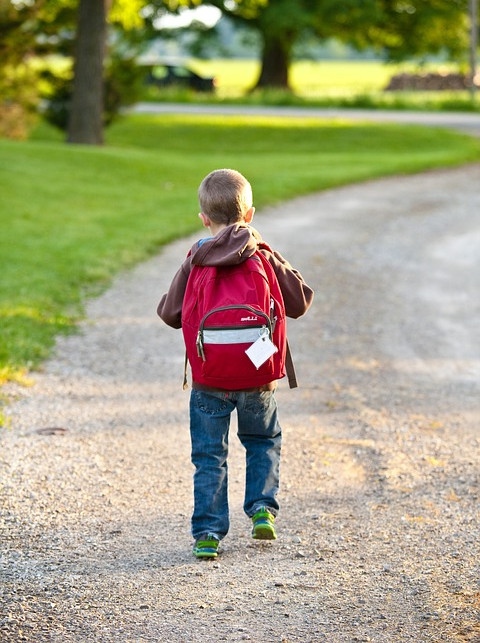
[2,164,480,642]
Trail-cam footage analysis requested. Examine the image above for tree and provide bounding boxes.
[189,0,380,89]
[66,0,198,144]
[26,0,147,142]
[469,0,478,95]
[67,0,109,144]
[67,0,146,144]
[195,0,473,91]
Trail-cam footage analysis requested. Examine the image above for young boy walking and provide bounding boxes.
[157,169,313,559]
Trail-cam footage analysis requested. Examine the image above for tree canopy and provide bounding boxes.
[200,0,472,89]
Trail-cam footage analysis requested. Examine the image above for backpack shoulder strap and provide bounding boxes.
[285,340,297,389]
[256,249,298,389]
[183,350,189,390]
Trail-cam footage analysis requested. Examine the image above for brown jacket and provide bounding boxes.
[157,224,314,389]
[158,223,313,327]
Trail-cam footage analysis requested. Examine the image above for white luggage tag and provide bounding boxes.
[245,329,278,369]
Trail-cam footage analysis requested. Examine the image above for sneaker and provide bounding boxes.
[251,506,277,540]
[193,534,219,559]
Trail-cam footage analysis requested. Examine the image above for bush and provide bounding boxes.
[42,55,144,131]
[0,64,39,139]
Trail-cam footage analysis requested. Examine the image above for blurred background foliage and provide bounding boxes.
[0,0,478,142]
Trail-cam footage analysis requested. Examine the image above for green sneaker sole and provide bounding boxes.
[193,537,219,559]
[193,547,218,559]
[252,521,277,540]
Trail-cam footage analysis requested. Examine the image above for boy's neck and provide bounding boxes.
[200,209,253,237]
[209,219,250,236]
[209,222,228,236]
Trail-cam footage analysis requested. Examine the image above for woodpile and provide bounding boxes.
[385,72,478,91]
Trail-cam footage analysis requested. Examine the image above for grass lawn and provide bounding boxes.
[145,59,479,111]
[1,113,480,389]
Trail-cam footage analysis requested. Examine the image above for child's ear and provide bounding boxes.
[198,212,211,228]
[245,206,255,224]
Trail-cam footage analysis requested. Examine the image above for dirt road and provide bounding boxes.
[1,164,479,642]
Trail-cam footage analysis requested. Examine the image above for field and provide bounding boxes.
[191,59,410,94]
[143,59,477,111]
[38,56,478,110]
[1,111,480,391]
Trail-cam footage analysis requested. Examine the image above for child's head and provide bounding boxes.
[198,169,253,227]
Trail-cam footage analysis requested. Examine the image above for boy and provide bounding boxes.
[157,169,313,559]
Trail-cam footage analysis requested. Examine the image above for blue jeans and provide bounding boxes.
[189,388,282,540]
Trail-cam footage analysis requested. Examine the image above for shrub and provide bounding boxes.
[42,55,145,131]
[0,64,39,140]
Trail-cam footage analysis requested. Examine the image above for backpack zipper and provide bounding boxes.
[196,305,272,361]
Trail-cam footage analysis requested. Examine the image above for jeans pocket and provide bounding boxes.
[192,390,230,416]
[243,390,273,416]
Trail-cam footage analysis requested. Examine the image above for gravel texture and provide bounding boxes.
[1,164,480,643]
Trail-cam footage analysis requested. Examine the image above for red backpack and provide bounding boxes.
[182,248,290,390]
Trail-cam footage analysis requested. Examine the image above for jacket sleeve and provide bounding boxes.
[157,257,192,329]
[263,249,314,319]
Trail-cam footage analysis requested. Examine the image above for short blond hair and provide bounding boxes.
[198,169,253,225]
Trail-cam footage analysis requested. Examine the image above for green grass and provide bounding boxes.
[1,113,480,386]
[144,59,479,112]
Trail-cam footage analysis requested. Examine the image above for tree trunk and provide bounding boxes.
[469,0,478,98]
[67,0,107,145]
[254,30,294,90]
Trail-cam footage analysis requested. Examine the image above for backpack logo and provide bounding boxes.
[241,315,258,322]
